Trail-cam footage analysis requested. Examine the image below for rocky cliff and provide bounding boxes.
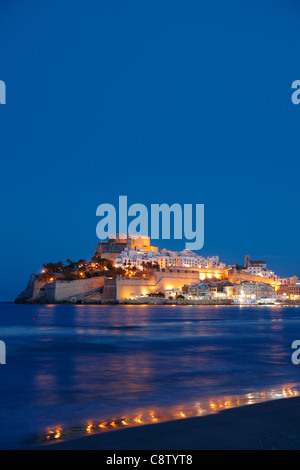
[15,274,39,303]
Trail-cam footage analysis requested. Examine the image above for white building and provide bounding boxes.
[244,256,278,280]
[235,282,277,303]
[185,282,211,299]
[114,247,225,272]
[248,268,277,280]
[207,256,219,269]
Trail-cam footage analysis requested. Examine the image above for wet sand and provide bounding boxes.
[39,397,300,450]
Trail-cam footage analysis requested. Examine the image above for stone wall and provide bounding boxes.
[31,277,106,303]
[15,274,40,303]
[228,269,277,286]
[103,278,118,301]
[104,271,200,301]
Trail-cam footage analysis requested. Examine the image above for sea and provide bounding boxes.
[0,303,299,449]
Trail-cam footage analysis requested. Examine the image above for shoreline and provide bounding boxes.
[36,397,300,450]
[14,299,298,306]
[16,299,233,306]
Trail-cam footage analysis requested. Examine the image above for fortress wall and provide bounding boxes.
[105,271,201,300]
[197,268,228,280]
[32,277,106,302]
[153,271,200,291]
[103,279,118,301]
[53,277,106,301]
[97,253,117,262]
[228,270,276,286]
[114,278,155,300]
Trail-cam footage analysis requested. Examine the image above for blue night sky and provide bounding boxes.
[1,0,300,300]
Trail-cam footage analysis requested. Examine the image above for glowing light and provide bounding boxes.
[283,388,295,397]
[134,415,144,424]
[38,385,300,445]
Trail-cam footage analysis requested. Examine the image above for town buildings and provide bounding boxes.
[17,234,300,304]
[279,278,300,300]
[235,282,277,303]
[112,242,221,272]
[245,255,277,280]
[95,237,298,303]
[95,234,158,262]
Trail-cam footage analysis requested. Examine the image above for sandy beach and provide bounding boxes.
[38,397,300,450]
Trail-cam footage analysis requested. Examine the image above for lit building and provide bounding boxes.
[185,282,211,300]
[95,234,158,262]
[235,282,277,303]
[279,279,300,300]
[244,255,277,280]
[277,278,289,285]
[207,256,219,269]
[245,255,267,270]
[224,284,236,298]
[114,245,225,272]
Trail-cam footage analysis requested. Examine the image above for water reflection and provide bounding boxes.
[1,304,300,449]
[37,385,299,445]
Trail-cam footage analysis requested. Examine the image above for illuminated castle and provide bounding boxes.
[95,234,158,262]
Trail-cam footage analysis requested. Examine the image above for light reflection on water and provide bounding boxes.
[39,386,298,445]
[0,303,300,448]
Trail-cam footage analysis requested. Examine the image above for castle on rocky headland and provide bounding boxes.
[15,235,300,305]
